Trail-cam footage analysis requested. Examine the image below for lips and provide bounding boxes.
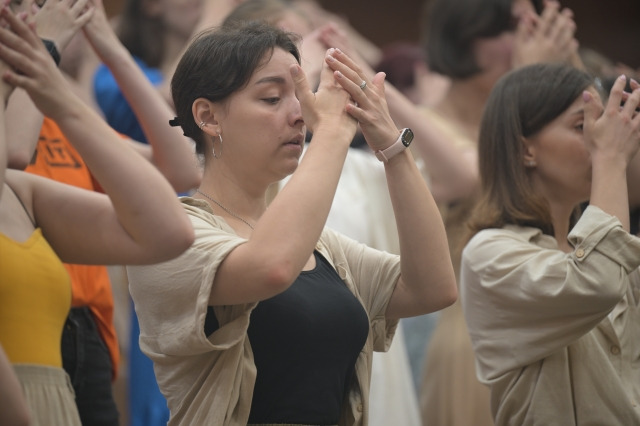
[285,134,305,146]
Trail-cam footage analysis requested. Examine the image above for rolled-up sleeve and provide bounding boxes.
[128,202,250,357]
[461,206,640,380]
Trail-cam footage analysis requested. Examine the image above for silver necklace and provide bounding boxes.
[196,189,255,230]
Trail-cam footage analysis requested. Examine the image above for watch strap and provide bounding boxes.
[41,39,61,67]
[375,129,410,162]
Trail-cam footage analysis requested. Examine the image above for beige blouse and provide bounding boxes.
[127,198,401,426]
[461,206,640,425]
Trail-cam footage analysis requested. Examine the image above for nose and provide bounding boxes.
[289,97,304,128]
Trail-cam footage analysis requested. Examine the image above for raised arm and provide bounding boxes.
[83,0,200,193]
[584,76,640,231]
[0,6,193,265]
[6,0,92,169]
[326,49,457,318]
[208,53,357,306]
[0,344,30,426]
[0,38,10,195]
[319,27,478,204]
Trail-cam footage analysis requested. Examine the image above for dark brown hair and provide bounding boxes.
[422,0,514,79]
[467,63,593,238]
[171,21,301,155]
[116,0,166,68]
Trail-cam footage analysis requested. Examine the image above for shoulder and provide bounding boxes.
[463,225,548,268]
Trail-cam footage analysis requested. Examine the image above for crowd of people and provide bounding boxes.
[0,0,638,425]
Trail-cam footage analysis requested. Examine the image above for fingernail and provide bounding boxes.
[326,54,335,62]
[335,48,342,54]
[290,65,299,76]
[582,91,591,102]
[327,48,335,55]
[619,74,627,81]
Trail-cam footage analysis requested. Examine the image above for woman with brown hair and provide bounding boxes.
[461,63,640,425]
[126,20,457,425]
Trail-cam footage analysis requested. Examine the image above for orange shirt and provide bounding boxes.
[24,117,119,378]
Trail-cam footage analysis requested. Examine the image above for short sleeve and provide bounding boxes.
[127,200,250,357]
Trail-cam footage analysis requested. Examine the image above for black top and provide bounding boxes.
[205,251,369,425]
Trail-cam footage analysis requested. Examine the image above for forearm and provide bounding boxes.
[0,109,6,196]
[384,149,457,317]
[384,84,478,203]
[50,94,192,247]
[590,156,630,231]
[0,345,30,426]
[251,127,351,276]
[99,44,201,192]
[5,89,44,169]
[627,150,640,210]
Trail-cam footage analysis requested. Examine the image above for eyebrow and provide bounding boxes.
[254,76,287,86]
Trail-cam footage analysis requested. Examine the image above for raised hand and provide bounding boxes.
[512,0,578,68]
[0,5,72,119]
[81,0,122,63]
[34,0,93,52]
[291,48,356,138]
[584,76,640,165]
[324,48,398,153]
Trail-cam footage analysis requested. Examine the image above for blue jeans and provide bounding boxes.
[61,307,120,426]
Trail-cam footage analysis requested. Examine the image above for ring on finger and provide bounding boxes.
[359,80,367,90]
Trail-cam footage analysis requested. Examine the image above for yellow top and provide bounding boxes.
[0,229,71,367]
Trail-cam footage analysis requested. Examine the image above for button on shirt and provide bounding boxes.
[460,206,640,426]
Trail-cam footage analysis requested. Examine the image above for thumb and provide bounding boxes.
[582,90,598,130]
[290,64,314,106]
[372,71,386,94]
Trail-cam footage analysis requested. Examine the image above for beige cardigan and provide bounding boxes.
[127,198,401,426]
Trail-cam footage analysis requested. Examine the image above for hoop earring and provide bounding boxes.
[198,121,206,130]
[212,133,223,159]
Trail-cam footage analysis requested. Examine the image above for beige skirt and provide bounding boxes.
[13,364,81,426]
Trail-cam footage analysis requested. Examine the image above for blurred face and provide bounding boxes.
[213,48,305,182]
[276,10,313,36]
[151,0,203,39]
[525,87,600,205]
[472,0,536,89]
[9,0,35,12]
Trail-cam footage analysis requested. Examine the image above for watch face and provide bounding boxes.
[401,128,414,147]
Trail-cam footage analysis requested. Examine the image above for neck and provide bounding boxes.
[532,179,579,252]
[549,202,576,252]
[436,79,491,142]
[198,165,269,225]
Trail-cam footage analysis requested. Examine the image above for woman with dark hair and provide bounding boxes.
[461,63,640,425]
[414,0,580,424]
[126,20,457,426]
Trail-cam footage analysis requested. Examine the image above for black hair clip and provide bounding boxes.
[169,117,180,127]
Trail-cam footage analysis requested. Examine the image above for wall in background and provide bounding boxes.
[105,0,638,68]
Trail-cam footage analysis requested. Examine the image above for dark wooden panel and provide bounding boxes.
[319,0,639,68]
[105,0,639,68]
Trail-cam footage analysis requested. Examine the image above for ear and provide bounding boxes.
[192,98,222,137]
[522,136,537,168]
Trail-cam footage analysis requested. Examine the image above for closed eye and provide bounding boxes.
[262,97,280,105]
